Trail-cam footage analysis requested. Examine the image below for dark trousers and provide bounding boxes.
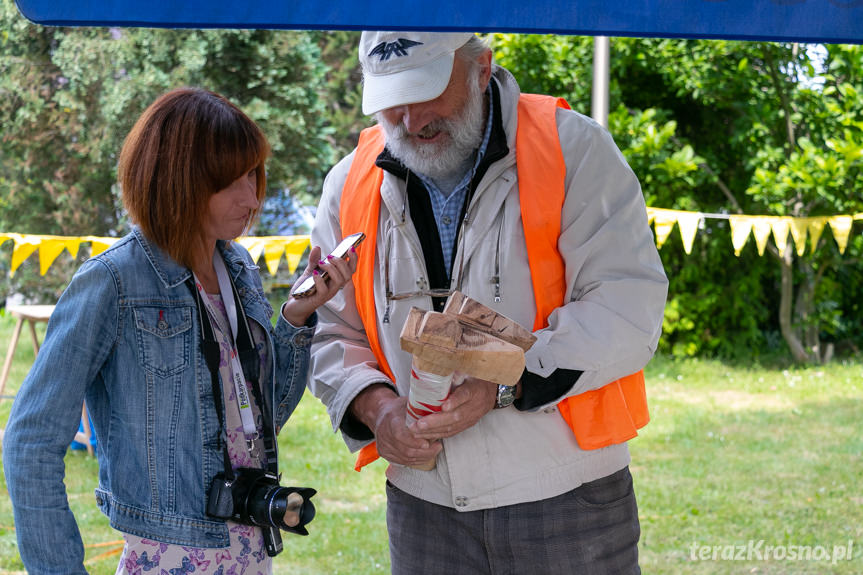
[386,467,641,575]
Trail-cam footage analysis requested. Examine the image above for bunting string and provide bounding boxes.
[0,233,310,277]
[646,208,863,256]
[2,209,862,276]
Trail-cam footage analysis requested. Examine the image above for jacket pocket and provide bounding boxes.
[134,306,193,377]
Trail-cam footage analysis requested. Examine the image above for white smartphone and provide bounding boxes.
[291,232,365,298]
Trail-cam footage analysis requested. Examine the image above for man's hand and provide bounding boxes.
[350,384,442,467]
[411,376,498,441]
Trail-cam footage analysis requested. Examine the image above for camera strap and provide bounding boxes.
[188,256,278,480]
[196,254,259,444]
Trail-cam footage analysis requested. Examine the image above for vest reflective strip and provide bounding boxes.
[341,95,648,471]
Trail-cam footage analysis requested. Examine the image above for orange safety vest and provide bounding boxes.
[340,93,649,471]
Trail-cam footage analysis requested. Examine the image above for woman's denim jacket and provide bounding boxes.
[3,228,314,574]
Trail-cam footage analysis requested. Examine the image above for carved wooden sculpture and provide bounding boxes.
[442,291,536,352]
[399,307,527,381]
[398,292,535,470]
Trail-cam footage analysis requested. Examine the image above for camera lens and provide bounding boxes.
[281,492,305,527]
[268,488,305,529]
[250,485,316,531]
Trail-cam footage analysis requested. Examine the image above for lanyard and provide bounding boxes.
[193,253,258,443]
[188,265,279,478]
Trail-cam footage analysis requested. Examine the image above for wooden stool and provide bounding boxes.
[0,304,94,455]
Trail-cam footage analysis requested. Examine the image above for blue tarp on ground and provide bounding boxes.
[13,0,863,44]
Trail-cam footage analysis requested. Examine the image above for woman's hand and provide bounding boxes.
[281,245,357,326]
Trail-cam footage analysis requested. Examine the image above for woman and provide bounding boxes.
[2,88,355,574]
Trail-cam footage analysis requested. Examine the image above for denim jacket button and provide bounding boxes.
[95,494,104,505]
[157,320,168,331]
[294,334,308,346]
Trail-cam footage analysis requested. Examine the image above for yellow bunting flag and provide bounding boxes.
[729,216,754,256]
[262,241,287,276]
[808,218,826,253]
[751,218,773,256]
[652,210,679,249]
[37,239,67,274]
[770,218,791,255]
[675,212,702,255]
[828,216,854,254]
[282,236,312,275]
[10,234,40,276]
[789,218,809,256]
[37,238,80,275]
[235,237,267,265]
[85,236,119,256]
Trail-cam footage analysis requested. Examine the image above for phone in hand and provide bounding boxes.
[291,232,365,298]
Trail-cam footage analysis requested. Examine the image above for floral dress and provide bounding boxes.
[116,293,272,575]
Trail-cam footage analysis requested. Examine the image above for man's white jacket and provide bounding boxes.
[309,66,668,511]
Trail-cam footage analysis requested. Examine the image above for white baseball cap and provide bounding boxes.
[358,31,475,115]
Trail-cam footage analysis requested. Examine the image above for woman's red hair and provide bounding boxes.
[119,87,270,268]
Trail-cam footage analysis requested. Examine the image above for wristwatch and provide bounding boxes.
[495,384,517,409]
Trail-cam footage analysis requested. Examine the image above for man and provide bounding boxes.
[309,31,668,574]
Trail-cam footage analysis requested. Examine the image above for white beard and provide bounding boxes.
[377,73,486,183]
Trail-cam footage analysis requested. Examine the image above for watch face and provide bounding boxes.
[496,384,517,408]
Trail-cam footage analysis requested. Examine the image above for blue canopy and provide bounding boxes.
[13,0,863,44]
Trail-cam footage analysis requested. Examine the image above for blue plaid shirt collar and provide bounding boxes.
[415,84,495,273]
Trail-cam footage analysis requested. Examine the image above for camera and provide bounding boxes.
[207,467,317,557]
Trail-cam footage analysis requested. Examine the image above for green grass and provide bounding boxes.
[1,312,861,574]
[635,357,863,574]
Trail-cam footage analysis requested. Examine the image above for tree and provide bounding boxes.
[312,30,365,161]
[491,34,863,361]
[639,40,863,362]
[749,44,863,361]
[1,0,334,300]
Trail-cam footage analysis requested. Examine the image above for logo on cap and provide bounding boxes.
[368,39,424,61]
